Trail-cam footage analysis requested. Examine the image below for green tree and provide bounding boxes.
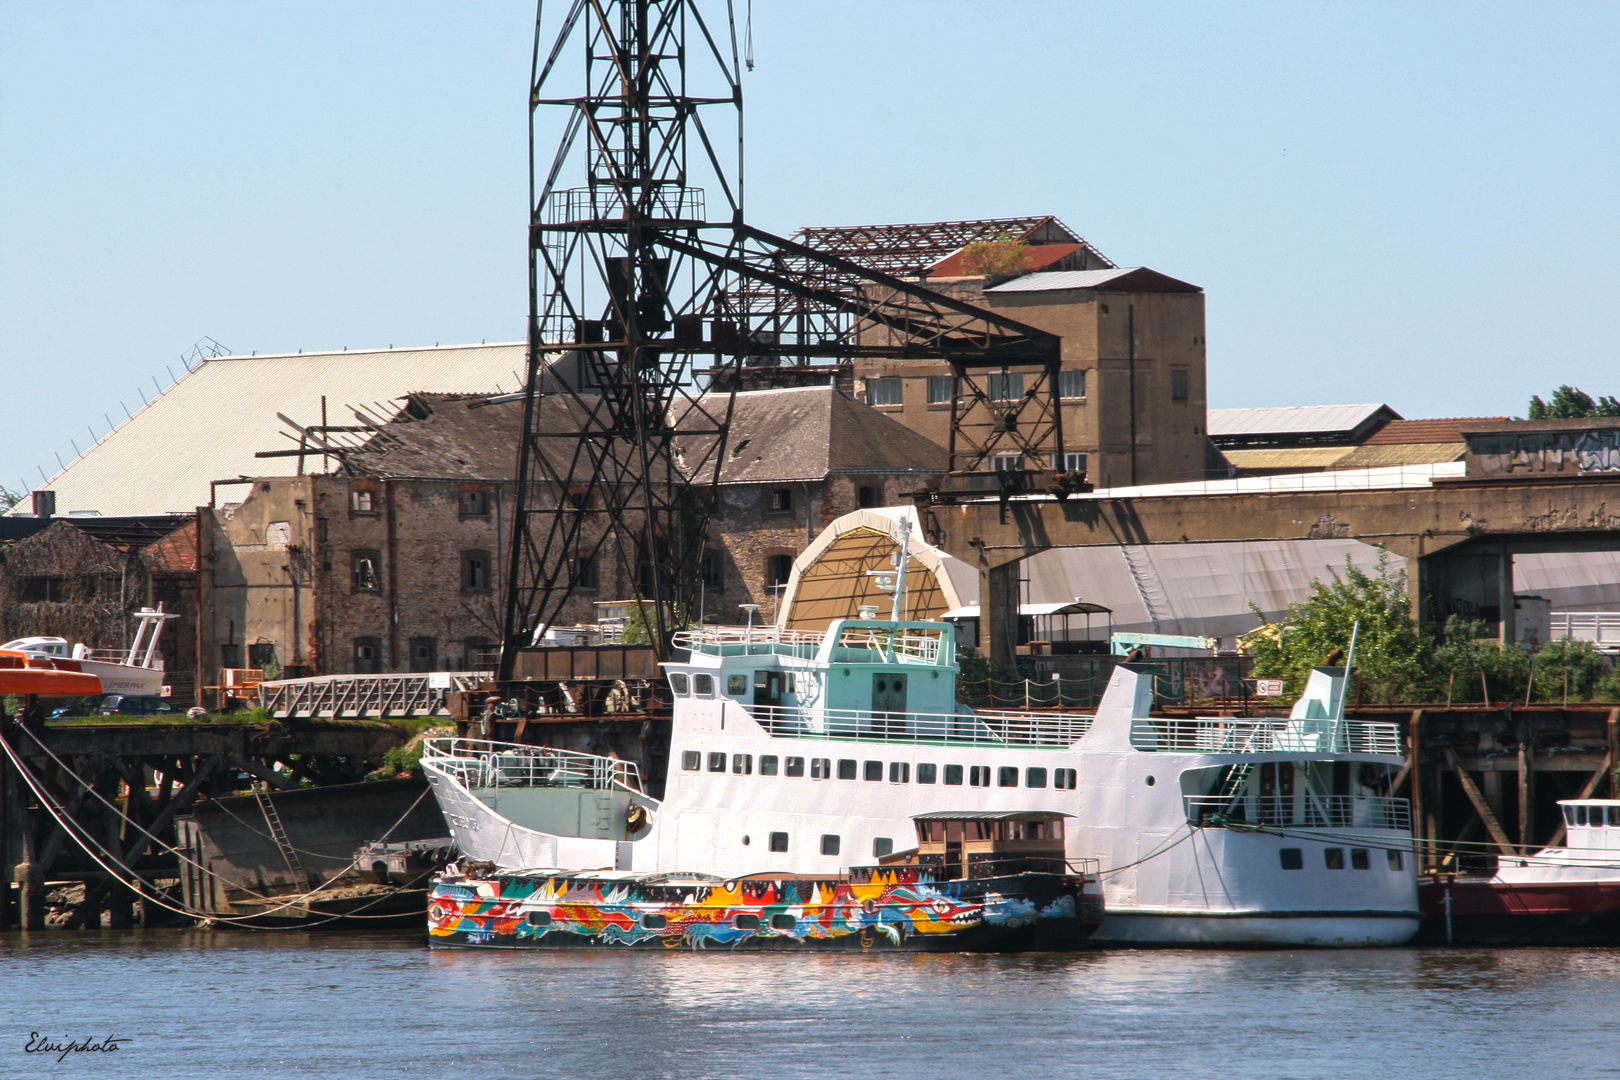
[1527,385,1620,419]
[1244,550,1428,702]
[959,239,1032,278]
[618,598,690,645]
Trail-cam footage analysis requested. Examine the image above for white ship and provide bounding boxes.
[424,528,1418,947]
[1,606,177,698]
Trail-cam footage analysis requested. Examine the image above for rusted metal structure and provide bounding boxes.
[501,0,1075,670]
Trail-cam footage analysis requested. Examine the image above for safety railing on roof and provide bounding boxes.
[747,705,1091,748]
[1185,793,1411,831]
[422,738,643,794]
[1130,717,1403,755]
[673,627,824,659]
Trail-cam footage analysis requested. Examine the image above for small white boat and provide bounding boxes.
[1,606,177,698]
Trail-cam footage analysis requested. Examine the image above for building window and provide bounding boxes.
[866,377,902,406]
[766,489,793,514]
[408,637,436,673]
[857,485,881,509]
[248,643,277,670]
[992,455,1021,472]
[766,553,794,589]
[700,552,723,590]
[351,550,381,592]
[1053,452,1087,474]
[464,637,493,670]
[462,551,491,592]
[350,486,378,514]
[460,487,490,517]
[1170,368,1189,401]
[769,832,789,852]
[986,372,1024,402]
[353,636,382,674]
[572,552,598,590]
[681,751,700,771]
[927,376,954,405]
[917,763,937,784]
[1059,369,1086,399]
[220,644,242,669]
[820,834,841,856]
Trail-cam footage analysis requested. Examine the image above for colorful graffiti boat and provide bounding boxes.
[428,811,1100,951]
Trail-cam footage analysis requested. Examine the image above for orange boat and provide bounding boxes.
[0,649,103,697]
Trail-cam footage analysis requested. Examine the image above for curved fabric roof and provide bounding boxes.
[778,508,976,629]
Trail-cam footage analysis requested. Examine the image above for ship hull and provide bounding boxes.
[1094,910,1422,948]
[428,869,1099,953]
[1416,879,1620,946]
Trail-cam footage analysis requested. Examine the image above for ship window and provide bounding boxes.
[1279,848,1304,870]
[873,837,894,858]
[708,752,726,773]
[770,913,796,930]
[889,762,909,784]
[969,766,990,788]
[944,765,963,786]
[1324,848,1345,870]
[1610,807,1620,826]
[726,673,747,696]
[837,759,858,780]
[1351,848,1370,870]
[681,751,700,771]
[526,911,553,927]
[997,766,1018,788]
[733,913,761,930]
[670,673,689,695]
[640,913,667,929]
[760,755,779,776]
[1564,806,1576,827]
[864,760,883,782]
[769,832,789,852]
[786,756,805,777]
[810,758,830,779]
[917,763,937,784]
[733,754,752,775]
[820,834,841,856]
[1388,850,1404,871]
[693,673,714,696]
[1026,767,1048,789]
[1054,768,1077,790]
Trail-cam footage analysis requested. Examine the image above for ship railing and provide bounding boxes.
[1130,717,1403,755]
[421,737,642,793]
[829,626,944,665]
[1184,793,1411,831]
[672,627,823,659]
[748,705,1092,747]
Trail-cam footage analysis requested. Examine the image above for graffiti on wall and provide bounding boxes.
[1468,431,1620,478]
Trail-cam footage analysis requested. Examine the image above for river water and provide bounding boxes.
[2,932,1617,1079]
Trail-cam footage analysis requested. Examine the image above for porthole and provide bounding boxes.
[1145,775,1156,786]
[742,835,751,846]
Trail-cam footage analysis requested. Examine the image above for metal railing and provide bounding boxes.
[422,738,642,794]
[543,185,705,226]
[673,627,824,659]
[1185,793,1411,831]
[1129,717,1403,755]
[746,704,1092,748]
[259,673,482,718]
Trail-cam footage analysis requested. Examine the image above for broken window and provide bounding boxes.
[351,550,381,592]
[462,551,491,592]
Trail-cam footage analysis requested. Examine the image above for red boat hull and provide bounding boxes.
[1417,879,1620,945]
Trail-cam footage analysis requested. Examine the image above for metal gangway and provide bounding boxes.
[258,672,484,719]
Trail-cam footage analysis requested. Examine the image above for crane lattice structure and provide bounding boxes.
[501,0,1069,672]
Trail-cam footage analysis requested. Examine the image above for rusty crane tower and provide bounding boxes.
[500,0,1072,674]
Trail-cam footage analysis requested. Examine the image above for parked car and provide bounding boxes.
[95,694,179,717]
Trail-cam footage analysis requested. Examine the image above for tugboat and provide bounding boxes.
[428,810,1095,951]
[424,518,1417,947]
[1417,799,1620,945]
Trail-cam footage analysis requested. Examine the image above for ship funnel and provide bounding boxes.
[1290,667,1346,721]
[1084,663,1157,751]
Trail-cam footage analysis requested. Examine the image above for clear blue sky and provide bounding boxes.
[3,1,1617,500]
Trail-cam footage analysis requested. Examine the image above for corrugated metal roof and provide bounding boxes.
[24,344,528,516]
[984,267,1201,293]
[1207,403,1397,437]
